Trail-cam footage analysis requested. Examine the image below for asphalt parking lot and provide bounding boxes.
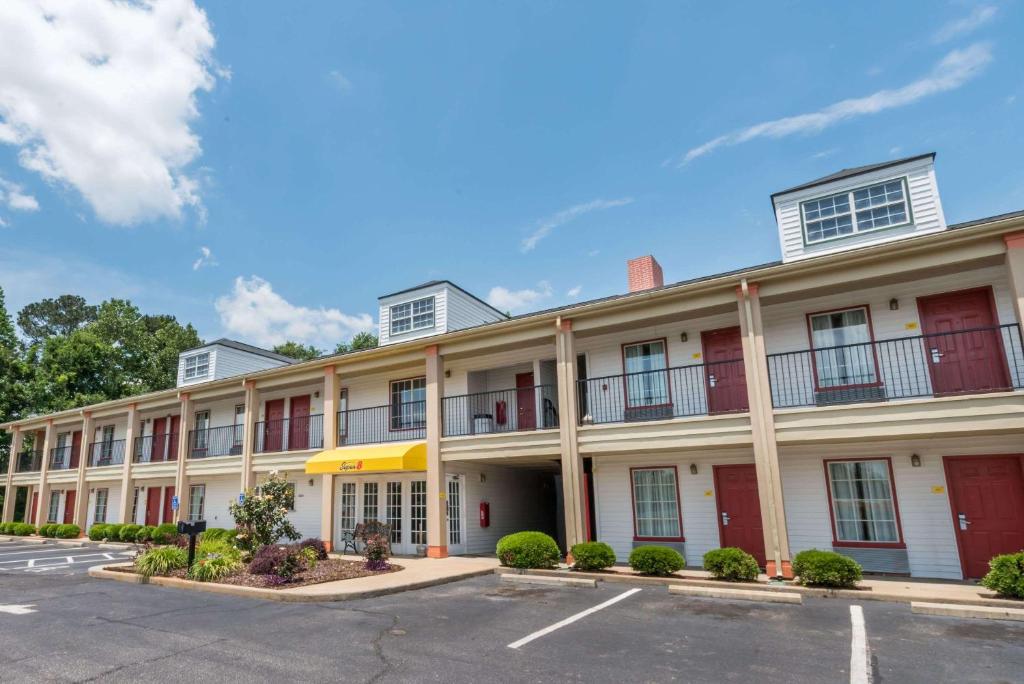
[0,540,135,576]
[1,542,1022,683]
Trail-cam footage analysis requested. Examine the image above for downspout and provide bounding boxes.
[740,278,784,578]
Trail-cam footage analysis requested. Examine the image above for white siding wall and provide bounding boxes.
[379,282,505,346]
[445,287,505,331]
[458,464,554,555]
[774,157,946,263]
[177,344,289,387]
[190,475,237,529]
[86,485,122,527]
[252,469,323,541]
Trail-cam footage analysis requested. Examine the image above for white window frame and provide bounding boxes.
[622,340,670,408]
[390,377,426,430]
[630,466,683,540]
[47,491,61,523]
[410,480,427,546]
[184,352,211,380]
[233,404,245,447]
[801,177,911,245]
[339,482,357,533]
[94,488,109,524]
[131,487,141,524]
[389,296,435,336]
[807,306,879,389]
[188,484,205,521]
[826,459,902,545]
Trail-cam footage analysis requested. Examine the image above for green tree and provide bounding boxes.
[334,331,378,354]
[17,294,98,344]
[230,471,300,556]
[272,341,323,361]
[0,287,32,475]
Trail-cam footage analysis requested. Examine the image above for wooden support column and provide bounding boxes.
[555,318,586,552]
[174,394,193,522]
[240,381,258,492]
[736,280,792,578]
[425,345,447,558]
[320,366,338,550]
[34,421,55,526]
[117,404,138,524]
[1,427,21,523]
[74,413,93,529]
[1004,233,1024,328]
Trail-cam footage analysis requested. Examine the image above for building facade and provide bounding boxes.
[4,153,1024,581]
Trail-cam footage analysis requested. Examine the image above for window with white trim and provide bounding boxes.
[47,491,61,523]
[386,481,402,544]
[410,480,427,545]
[184,352,210,380]
[808,307,878,388]
[390,377,426,430]
[339,482,356,533]
[233,404,245,447]
[131,487,141,524]
[94,488,109,524]
[802,178,909,244]
[827,460,900,543]
[188,484,205,521]
[338,388,349,440]
[631,467,681,539]
[363,482,379,522]
[389,296,435,335]
[623,340,669,407]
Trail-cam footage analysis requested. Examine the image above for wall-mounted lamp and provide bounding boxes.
[479,472,487,484]
[910,453,921,467]
[308,478,315,487]
[689,463,698,475]
[445,369,451,378]
[889,298,899,311]
[680,332,688,343]
[314,391,320,398]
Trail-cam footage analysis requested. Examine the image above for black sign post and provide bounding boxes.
[177,520,207,567]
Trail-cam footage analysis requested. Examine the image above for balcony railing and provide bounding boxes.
[443,385,558,437]
[254,414,324,453]
[16,450,42,473]
[578,359,749,425]
[767,324,1024,408]
[189,424,245,459]
[338,401,426,446]
[48,446,74,470]
[89,440,126,467]
[133,433,179,463]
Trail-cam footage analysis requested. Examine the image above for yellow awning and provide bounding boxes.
[304,442,427,475]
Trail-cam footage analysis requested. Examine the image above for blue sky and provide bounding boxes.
[1,1,1022,349]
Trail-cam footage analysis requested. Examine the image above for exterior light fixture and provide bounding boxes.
[910,454,921,467]
[445,369,451,378]
[308,478,315,487]
[680,332,688,343]
[689,463,698,475]
[889,298,899,311]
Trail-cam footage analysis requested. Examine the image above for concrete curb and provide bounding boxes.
[911,601,1024,622]
[668,584,802,604]
[0,534,135,551]
[88,563,497,603]
[500,573,597,588]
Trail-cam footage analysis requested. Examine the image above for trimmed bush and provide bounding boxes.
[792,549,862,588]
[980,551,1024,599]
[298,538,328,561]
[118,524,143,543]
[13,523,36,536]
[55,524,81,539]
[150,523,179,545]
[629,545,685,576]
[88,524,109,541]
[135,526,156,543]
[104,523,124,542]
[135,546,188,578]
[496,531,561,569]
[38,523,55,537]
[570,542,617,571]
[0,522,14,534]
[703,547,760,582]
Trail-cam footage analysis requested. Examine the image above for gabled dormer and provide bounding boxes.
[772,152,947,263]
[176,339,296,387]
[377,280,508,346]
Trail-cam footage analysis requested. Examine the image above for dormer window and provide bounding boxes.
[184,352,210,380]
[390,296,435,335]
[802,178,910,245]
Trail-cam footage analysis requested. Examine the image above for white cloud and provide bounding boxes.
[0,0,222,225]
[0,176,39,211]
[191,245,217,270]
[521,198,633,252]
[486,281,553,313]
[889,146,903,156]
[567,285,582,298]
[933,5,997,43]
[328,70,352,93]
[675,43,993,166]
[215,276,375,348]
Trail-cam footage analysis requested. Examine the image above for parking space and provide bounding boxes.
[0,540,134,576]
[1,570,1023,682]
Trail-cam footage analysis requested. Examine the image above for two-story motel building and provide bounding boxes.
[4,153,1024,580]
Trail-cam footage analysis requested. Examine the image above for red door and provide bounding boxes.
[145,488,162,526]
[264,399,285,451]
[944,456,1024,579]
[917,288,1011,395]
[151,417,166,461]
[515,372,537,430]
[30,492,38,524]
[162,486,175,524]
[713,464,766,566]
[63,491,76,524]
[289,395,311,450]
[167,415,181,461]
[69,430,82,469]
[702,327,749,414]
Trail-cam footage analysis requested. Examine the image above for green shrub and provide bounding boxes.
[118,524,143,543]
[703,547,760,582]
[197,538,241,562]
[135,546,188,578]
[150,523,179,545]
[55,524,81,539]
[980,551,1024,599]
[496,531,561,569]
[792,549,862,588]
[0,522,14,534]
[133,526,154,543]
[88,524,109,541]
[570,541,617,571]
[13,523,36,536]
[104,523,124,542]
[629,545,685,576]
[187,553,242,582]
[201,527,237,543]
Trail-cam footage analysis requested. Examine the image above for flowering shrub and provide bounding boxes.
[229,471,300,557]
[248,544,302,580]
[363,533,390,571]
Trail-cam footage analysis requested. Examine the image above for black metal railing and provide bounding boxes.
[88,439,126,467]
[767,324,1024,408]
[133,433,179,463]
[48,446,73,470]
[577,358,748,425]
[338,401,426,446]
[254,414,324,453]
[442,385,558,437]
[189,424,245,459]
[16,450,42,473]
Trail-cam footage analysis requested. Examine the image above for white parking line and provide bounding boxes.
[507,588,642,650]
[0,547,85,556]
[850,605,869,684]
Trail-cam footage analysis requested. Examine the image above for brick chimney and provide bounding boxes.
[627,255,664,292]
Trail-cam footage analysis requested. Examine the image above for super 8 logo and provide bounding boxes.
[338,460,364,471]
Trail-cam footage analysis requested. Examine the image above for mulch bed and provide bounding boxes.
[110,558,402,590]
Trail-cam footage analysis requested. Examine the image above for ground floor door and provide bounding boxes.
[713,464,766,566]
[162,486,175,524]
[446,474,466,555]
[63,491,76,524]
[145,487,162,526]
[337,475,428,555]
[702,327,748,414]
[30,492,38,524]
[515,372,536,430]
[944,455,1024,579]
